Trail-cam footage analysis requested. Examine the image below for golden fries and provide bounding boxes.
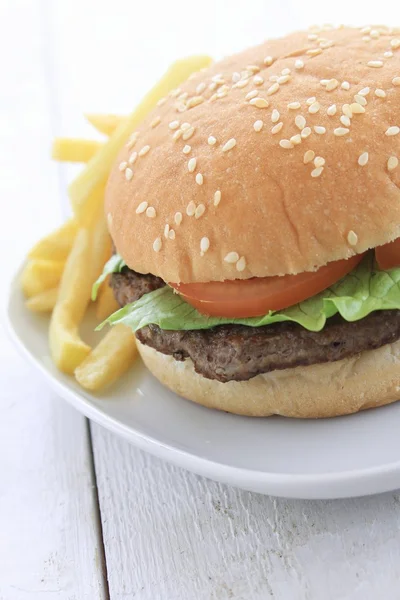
[85,114,125,136]
[72,179,107,226]
[26,287,59,313]
[49,228,93,373]
[96,280,119,321]
[52,138,103,163]
[28,218,78,261]
[21,259,65,298]
[75,325,137,391]
[69,55,212,214]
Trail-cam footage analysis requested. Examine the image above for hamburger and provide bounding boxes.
[95,25,400,418]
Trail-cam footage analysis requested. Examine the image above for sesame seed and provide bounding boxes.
[153,237,162,252]
[186,201,196,216]
[367,60,384,68]
[320,39,334,49]
[170,88,181,98]
[350,103,365,114]
[186,96,205,108]
[128,152,137,165]
[216,90,228,99]
[174,212,183,225]
[358,152,369,166]
[388,156,399,171]
[150,116,161,128]
[211,74,224,84]
[288,102,301,110]
[391,39,400,49]
[136,201,148,214]
[308,101,321,114]
[347,230,358,246]
[139,145,150,157]
[392,77,400,86]
[245,90,258,100]
[188,157,197,172]
[375,88,386,98]
[236,256,247,272]
[295,59,304,69]
[169,120,180,130]
[249,97,269,108]
[231,72,241,83]
[277,75,290,84]
[214,190,221,206]
[164,224,170,238]
[208,135,217,146]
[304,150,315,164]
[342,104,353,118]
[253,120,263,132]
[253,75,264,85]
[306,97,316,105]
[119,161,127,171]
[172,129,183,141]
[196,81,206,94]
[384,51,394,58]
[271,109,280,123]
[195,204,205,219]
[146,206,156,218]
[182,127,195,140]
[314,156,325,167]
[125,167,133,180]
[157,97,166,107]
[281,68,291,76]
[334,127,350,136]
[222,138,236,152]
[308,33,318,40]
[279,139,293,149]
[354,94,367,106]
[181,122,191,131]
[182,145,191,154]
[126,132,139,149]
[340,115,351,127]
[267,82,280,95]
[234,79,249,89]
[341,81,350,90]
[295,115,306,130]
[224,252,239,264]
[200,237,210,254]
[107,213,113,228]
[271,122,283,134]
[386,126,400,136]
[311,166,324,178]
[326,78,339,91]
[290,134,302,145]
[320,79,329,86]
[301,127,312,138]
[370,29,380,39]
[307,48,323,56]
[314,126,326,134]
[358,87,370,96]
[168,229,176,240]
[361,26,371,33]
[195,173,204,185]
[208,82,217,91]
[264,56,273,65]
[327,104,337,116]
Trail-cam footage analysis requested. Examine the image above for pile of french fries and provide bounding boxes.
[21,55,212,392]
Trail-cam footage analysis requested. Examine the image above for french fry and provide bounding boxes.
[52,138,103,163]
[75,325,137,391]
[73,179,107,226]
[21,259,65,298]
[28,218,78,261]
[49,229,93,373]
[96,281,119,321]
[25,287,59,313]
[69,55,212,214]
[85,114,125,136]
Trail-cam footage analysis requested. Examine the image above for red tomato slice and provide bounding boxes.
[375,238,400,270]
[170,254,365,318]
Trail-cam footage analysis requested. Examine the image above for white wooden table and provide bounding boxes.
[2,1,400,598]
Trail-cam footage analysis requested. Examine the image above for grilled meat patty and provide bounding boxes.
[111,267,400,382]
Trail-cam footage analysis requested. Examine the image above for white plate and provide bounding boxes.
[6,267,400,499]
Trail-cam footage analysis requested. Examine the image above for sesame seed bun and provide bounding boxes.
[136,339,400,418]
[107,25,400,283]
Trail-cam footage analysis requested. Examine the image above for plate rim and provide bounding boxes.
[6,266,400,499]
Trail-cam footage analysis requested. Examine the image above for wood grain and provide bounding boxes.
[92,425,400,600]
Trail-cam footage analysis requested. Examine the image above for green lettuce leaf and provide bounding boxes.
[97,255,400,333]
[91,254,126,301]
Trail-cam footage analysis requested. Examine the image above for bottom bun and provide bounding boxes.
[136,339,400,418]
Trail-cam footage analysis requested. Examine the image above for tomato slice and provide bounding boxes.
[375,238,400,270]
[170,254,365,318]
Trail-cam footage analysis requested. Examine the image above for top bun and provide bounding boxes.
[106,25,400,284]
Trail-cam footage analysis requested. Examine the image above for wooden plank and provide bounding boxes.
[92,425,400,600]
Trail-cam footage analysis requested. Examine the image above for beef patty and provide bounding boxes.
[111,267,400,382]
